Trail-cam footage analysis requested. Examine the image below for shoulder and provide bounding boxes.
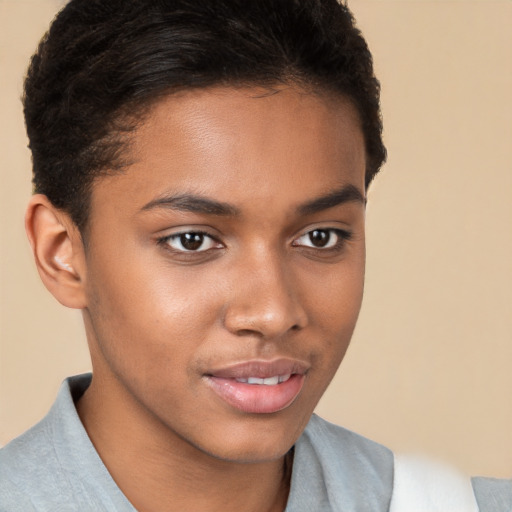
[0,415,71,511]
[0,375,91,511]
[472,476,512,512]
[289,414,394,511]
[294,416,512,512]
[301,413,394,474]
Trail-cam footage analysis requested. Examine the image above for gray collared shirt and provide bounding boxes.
[0,374,510,511]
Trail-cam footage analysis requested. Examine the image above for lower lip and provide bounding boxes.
[205,374,305,414]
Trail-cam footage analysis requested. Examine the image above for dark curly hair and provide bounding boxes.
[24,0,386,235]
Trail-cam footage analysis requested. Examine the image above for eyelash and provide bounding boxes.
[292,228,352,252]
[157,231,222,253]
[156,228,352,256]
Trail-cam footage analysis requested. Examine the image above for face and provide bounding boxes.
[81,86,366,463]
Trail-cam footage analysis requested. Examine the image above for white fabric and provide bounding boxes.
[390,454,479,512]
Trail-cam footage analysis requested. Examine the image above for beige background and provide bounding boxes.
[1,0,511,478]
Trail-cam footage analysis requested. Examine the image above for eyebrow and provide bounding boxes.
[141,194,240,216]
[297,184,366,216]
[140,184,365,217]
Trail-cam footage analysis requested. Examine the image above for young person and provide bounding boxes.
[0,1,509,510]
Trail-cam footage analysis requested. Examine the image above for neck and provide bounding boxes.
[76,373,292,512]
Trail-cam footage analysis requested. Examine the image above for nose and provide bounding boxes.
[222,250,308,339]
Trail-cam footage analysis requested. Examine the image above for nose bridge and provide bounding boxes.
[223,244,307,338]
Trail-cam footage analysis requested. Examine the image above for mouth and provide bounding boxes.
[204,359,308,414]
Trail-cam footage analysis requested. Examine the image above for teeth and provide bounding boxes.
[248,377,265,385]
[235,375,291,385]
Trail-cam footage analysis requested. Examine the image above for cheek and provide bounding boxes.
[308,256,365,331]
[83,246,222,382]
[303,254,365,371]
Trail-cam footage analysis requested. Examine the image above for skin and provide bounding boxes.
[26,86,367,512]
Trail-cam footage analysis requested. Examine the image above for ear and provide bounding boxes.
[25,194,87,309]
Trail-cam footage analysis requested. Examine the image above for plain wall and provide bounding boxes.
[1,0,511,478]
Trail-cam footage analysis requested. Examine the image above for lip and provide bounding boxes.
[204,358,308,414]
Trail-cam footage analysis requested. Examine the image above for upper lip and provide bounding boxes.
[206,358,310,379]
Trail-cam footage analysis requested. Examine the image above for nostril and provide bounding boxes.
[235,328,262,337]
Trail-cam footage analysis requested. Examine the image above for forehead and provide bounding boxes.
[90,86,366,219]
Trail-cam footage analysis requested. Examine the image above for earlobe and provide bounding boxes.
[25,194,87,309]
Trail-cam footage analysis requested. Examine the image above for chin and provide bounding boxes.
[189,410,309,464]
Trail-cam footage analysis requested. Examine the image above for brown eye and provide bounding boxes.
[162,231,220,252]
[309,229,330,248]
[180,233,204,251]
[293,228,351,251]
